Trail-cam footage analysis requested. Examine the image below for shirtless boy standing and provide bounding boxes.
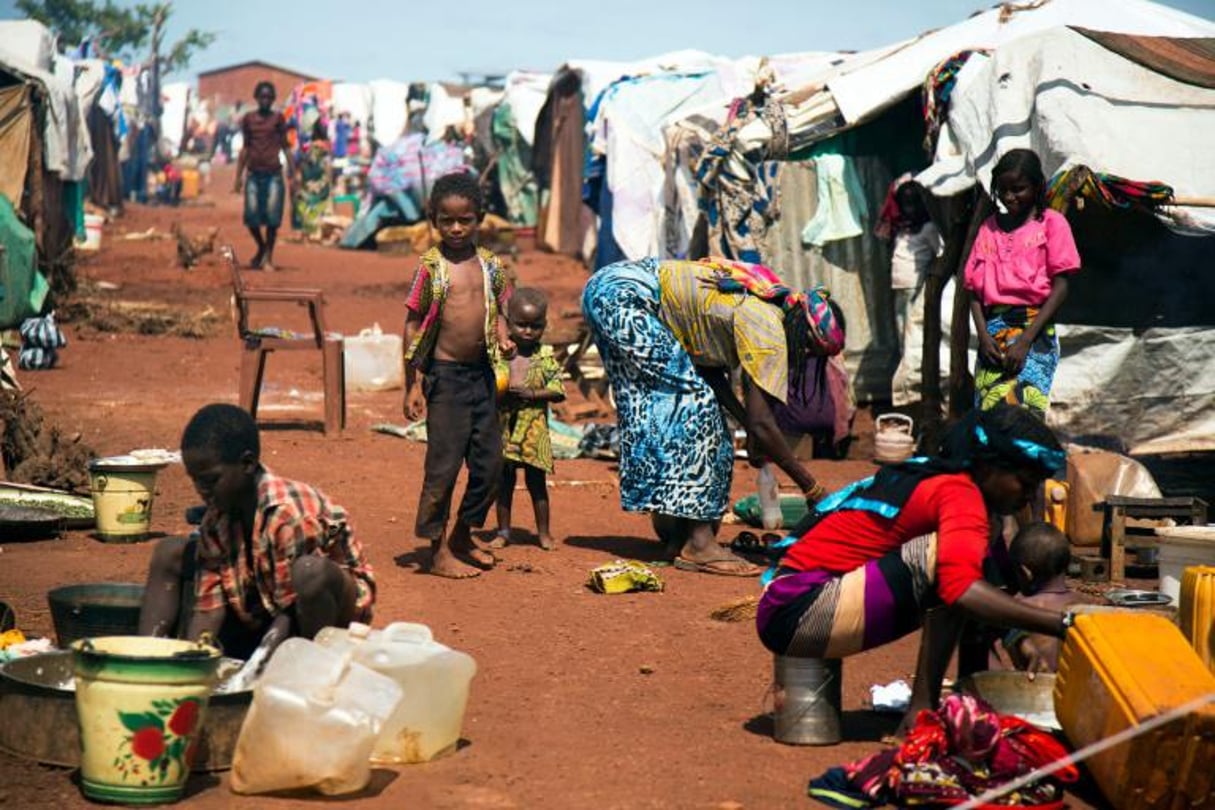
[403,172,514,578]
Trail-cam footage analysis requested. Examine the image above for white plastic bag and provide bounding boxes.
[757,464,782,531]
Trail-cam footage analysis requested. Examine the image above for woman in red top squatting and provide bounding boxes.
[756,403,1074,730]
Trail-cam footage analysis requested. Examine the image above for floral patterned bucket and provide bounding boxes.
[72,636,221,804]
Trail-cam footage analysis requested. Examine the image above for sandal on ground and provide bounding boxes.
[729,532,785,558]
[673,555,761,577]
[730,531,763,554]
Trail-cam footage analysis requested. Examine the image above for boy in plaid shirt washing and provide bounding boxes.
[138,403,375,659]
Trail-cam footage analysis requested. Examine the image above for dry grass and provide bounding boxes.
[58,297,221,339]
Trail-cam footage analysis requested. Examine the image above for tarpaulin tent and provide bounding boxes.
[530,51,733,259]
[0,195,48,329]
[0,20,87,288]
[911,24,1215,453]
[486,71,550,226]
[368,79,410,147]
[686,0,1215,407]
[0,20,92,181]
[339,133,470,249]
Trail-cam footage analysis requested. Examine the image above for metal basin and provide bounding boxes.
[0,650,251,771]
[958,671,1060,730]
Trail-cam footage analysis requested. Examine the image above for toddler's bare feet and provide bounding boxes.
[490,529,510,549]
[538,533,557,551]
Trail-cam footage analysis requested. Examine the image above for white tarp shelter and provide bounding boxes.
[826,0,1215,127]
[501,70,551,146]
[331,82,372,130]
[368,79,409,146]
[0,19,92,180]
[911,23,1215,453]
[595,52,849,261]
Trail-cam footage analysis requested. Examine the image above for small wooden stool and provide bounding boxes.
[1096,495,1209,582]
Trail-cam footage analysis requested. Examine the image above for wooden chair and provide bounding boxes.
[222,246,345,434]
[1096,495,1208,582]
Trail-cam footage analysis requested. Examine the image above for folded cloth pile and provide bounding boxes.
[19,312,67,370]
[809,693,1076,808]
[588,560,664,594]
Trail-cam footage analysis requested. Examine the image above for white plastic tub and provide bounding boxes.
[1156,526,1215,602]
[80,214,103,251]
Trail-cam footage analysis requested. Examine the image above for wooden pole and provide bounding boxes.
[919,193,972,446]
[148,5,166,163]
[1170,196,1215,208]
[947,190,993,419]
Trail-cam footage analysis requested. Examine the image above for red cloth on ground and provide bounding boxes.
[780,473,990,604]
[843,694,1077,807]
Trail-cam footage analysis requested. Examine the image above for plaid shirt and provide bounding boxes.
[403,245,512,368]
[194,467,375,627]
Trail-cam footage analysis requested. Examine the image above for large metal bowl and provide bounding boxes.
[0,650,251,771]
[958,671,1060,730]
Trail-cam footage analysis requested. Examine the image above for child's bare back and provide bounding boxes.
[434,255,488,363]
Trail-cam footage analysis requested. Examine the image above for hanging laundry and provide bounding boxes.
[801,154,868,247]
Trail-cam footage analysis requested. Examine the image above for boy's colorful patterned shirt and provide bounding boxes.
[403,246,512,367]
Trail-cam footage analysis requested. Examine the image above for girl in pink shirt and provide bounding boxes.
[964,149,1080,417]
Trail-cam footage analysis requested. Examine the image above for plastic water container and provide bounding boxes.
[1054,612,1215,809]
[343,324,404,391]
[229,638,403,796]
[1180,566,1215,672]
[315,622,476,764]
[756,464,781,531]
[1156,526,1215,603]
[1044,479,1069,535]
[180,168,200,199]
[80,214,103,251]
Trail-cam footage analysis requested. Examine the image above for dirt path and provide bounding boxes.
[0,175,1103,809]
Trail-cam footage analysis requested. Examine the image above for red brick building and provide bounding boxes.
[197,60,320,110]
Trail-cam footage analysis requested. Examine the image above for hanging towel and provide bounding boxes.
[801,154,867,247]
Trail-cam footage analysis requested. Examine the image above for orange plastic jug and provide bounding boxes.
[1054,612,1215,809]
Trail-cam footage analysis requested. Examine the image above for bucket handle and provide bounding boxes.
[92,474,109,492]
[876,413,914,434]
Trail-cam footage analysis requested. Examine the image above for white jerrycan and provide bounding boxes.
[230,637,403,795]
[315,621,477,764]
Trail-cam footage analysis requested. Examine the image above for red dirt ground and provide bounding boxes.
[0,172,1104,809]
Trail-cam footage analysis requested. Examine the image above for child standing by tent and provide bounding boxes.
[880,177,942,353]
[403,172,515,578]
[965,149,1080,417]
[493,288,566,551]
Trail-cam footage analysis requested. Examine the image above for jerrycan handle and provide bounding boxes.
[382,622,434,644]
[313,650,354,706]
